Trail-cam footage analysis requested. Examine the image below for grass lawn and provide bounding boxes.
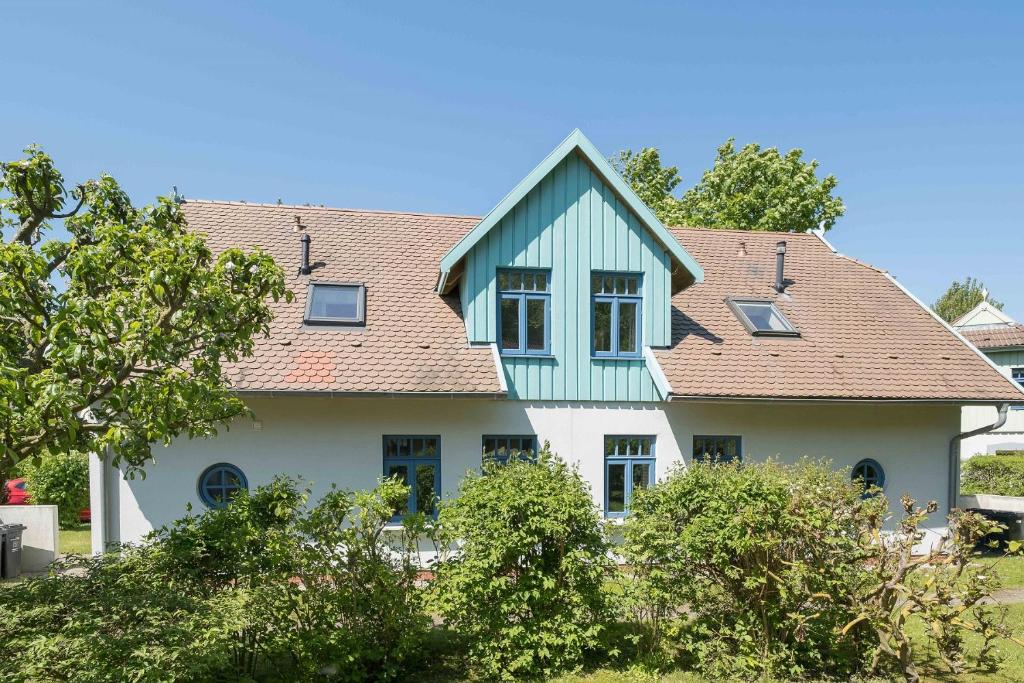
[59,523,91,556]
[982,553,1024,590]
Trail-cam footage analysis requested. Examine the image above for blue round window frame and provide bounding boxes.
[197,463,248,509]
[852,458,885,493]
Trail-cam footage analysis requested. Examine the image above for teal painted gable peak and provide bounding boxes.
[437,129,704,295]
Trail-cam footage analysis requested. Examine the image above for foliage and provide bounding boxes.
[611,148,683,222]
[613,140,844,232]
[0,146,290,481]
[429,444,614,680]
[619,459,877,679]
[962,455,1024,497]
[932,276,1003,323]
[0,477,431,682]
[16,450,90,528]
[846,495,1021,682]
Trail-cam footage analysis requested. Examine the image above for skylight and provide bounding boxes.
[305,283,365,325]
[728,298,799,337]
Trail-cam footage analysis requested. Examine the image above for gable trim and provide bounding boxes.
[437,129,704,294]
[953,301,1017,328]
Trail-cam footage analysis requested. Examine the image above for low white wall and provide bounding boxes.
[0,505,59,572]
[94,397,960,552]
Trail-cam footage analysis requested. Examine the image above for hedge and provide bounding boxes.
[962,455,1024,497]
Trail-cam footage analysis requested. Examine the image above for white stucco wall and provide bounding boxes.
[0,504,59,572]
[91,397,960,551]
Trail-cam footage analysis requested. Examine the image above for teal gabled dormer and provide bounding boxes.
[438,129,704,401]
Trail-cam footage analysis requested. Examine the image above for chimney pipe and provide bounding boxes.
[775,240,787,293]
[299,233,311,275]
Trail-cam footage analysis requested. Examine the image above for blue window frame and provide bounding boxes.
[383,436,440,519]
[482,434,537,465]
[604,436,655,518]
[693,435,742,464]
[851,458,885,494]
[592,273,642,358]
[1014,369,1024,410]
[498,269,551,355]
[197,463,248,509]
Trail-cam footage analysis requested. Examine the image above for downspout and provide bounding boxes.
[949,403,1009,511]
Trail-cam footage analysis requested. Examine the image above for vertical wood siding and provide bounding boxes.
[461,151,672,401]
[987,350,1024,371]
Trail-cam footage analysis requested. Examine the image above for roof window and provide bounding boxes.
[728,298,799,337]
[305,282,365,325]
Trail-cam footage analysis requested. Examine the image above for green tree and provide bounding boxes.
[0,146,289,485]
[613,139,845,232]
[932,276,1003,323]
[17,451,90,529]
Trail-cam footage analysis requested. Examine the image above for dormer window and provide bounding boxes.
[305,282,365,325]
[592,273,643,358]
[728,298,799,337]
[498,269,551,355]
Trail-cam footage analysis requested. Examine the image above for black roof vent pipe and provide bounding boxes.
[299,232,312,275]
[775,240,787,293]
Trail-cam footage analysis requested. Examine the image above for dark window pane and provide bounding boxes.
[632,462,652,494]
[594,301,612,352]
[619,301,638,354]
[615,277,626,294]
[629,438,640,455]
[510,272,522,289]
[535,272,547,291]
[526,298,546,350]
[603,276,614,293]
[617,438,628,455]
[309,285,360,321]
[483,438,495,455]
[416,464,436,515]
[640,438,652,456]
[523,272,535,290]
[387,464,409,515]
[498,272,509,289]
[605,437,615,455]
[412,438,423,456]
[608,463,626,512]
[501,297,520,349]
[627,277,638,295]
[592,275,601,292]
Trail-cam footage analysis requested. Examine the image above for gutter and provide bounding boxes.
[949,403,1010,512]
[664,394,1024,406]
[234,389,507,399]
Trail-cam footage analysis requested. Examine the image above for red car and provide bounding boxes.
[3,477,90,523]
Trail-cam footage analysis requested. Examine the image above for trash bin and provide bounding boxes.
[0,525,6,578]
[0,524,25,579]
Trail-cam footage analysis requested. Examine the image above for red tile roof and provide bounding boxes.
[183,200,1024,403]
[183,200,503,395]
[653,228,1024,402]
[961,325,1024,351]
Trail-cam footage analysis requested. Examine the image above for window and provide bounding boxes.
[482,435,537,465]
[304,282,365,325]
[592,273,642,358]
[383,436,440,518]
[604,436,655,517]
[197,463,248,509]
[1014,368,1024,410]
[728,298,799,337]
[851,458,885,493]
[498,269,551,355]
[693,435,742,464]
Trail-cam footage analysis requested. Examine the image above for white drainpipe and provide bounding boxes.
[949,404,1010,511]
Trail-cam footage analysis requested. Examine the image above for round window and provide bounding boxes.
[197,463,248,509]
[851,458,885,493]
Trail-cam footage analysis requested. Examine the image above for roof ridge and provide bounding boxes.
[182,198,481,220]
[669,225,824,237]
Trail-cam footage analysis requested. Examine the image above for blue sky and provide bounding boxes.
[5,2,1022,317]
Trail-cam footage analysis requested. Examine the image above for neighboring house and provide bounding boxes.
[955,302,1024,458]
[89,130,1024,554]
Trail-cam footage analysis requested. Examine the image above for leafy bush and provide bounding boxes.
[962,454,1024,496]
[429,445,613,680]
[17,451,90,528]
[620,459,876,679]
[0,476,431,682]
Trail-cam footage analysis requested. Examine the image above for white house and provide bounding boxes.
[955,301,1024,458]
[90,130,1024,553]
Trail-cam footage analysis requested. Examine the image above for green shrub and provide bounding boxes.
[962,454,1024,496]
[0,476,431,682]
[17,451,90,529]
[619,459,880,679]
[429,445,613,680]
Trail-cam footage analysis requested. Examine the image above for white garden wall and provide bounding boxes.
[92,397,959,551]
